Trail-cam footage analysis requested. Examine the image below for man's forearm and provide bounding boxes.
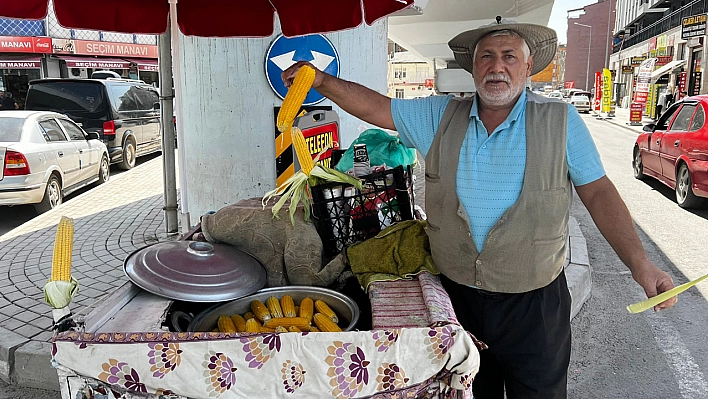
[575,177,650,272]
[316,73,395,130]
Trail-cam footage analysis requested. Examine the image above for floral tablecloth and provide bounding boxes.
[53,323,479,398]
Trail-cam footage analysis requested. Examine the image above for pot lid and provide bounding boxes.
[124,241,267,302]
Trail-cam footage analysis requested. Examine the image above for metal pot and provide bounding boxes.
[183,286,360,332]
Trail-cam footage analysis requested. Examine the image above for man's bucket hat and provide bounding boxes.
[448,16,558,76]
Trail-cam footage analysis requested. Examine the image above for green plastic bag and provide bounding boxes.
[335,129,417,172]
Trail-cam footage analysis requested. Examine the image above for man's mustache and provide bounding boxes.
[483,74,510,84]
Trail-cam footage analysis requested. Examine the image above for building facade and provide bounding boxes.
[0,14,158,109]
[610,0,708,117]
[566,0,616,92]
[386,40,435,99]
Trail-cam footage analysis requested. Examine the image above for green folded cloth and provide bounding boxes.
[347,220,439,291]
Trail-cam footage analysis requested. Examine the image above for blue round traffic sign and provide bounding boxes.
[265,34,340,105]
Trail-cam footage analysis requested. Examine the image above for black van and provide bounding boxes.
[25,78,162,169]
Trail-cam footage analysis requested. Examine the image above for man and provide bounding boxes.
[282,17,677,399]
[2,92,18,110]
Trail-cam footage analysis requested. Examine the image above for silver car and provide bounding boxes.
[570,95,592,113]
[0,110,109,213]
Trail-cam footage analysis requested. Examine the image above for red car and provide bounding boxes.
[633,95,708,208]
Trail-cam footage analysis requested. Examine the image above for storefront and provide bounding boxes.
[0,36,52,108]
[124,58,159,86]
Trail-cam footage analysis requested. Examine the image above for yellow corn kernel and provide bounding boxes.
[244,311,255,320]
[292,127,315,175]
[288,326,302,333]
[251,300,272,322]
[313,313,342,332]
[266,296,284,318]
[315,300,339,323]
[274,326,288,333]
[281,295,296,318]
[231,314,247,332]
[263,317,311,330]
[51,216,74,282]
[299,297,314,323]
[259,326,276,333]
[277,65,316,132]
[245,318,260,333]
[309,326,320,332]
[217,315,237,333]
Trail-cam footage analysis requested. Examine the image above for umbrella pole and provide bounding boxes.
[169,0,191,232]
[158,23,178,234]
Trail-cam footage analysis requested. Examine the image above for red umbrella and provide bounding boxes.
[0,0,413,37]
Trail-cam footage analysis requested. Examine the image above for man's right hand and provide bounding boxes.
[282,61,324,89]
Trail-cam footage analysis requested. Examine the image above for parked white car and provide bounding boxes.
[547,91,564,100]
[0,110,109,213]
[570,94,592,113]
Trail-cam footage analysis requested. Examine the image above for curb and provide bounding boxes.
[567,217,592,320]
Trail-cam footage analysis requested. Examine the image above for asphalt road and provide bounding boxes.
[568,115,708,399]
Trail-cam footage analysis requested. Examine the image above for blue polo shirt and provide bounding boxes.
[391,92,605,252]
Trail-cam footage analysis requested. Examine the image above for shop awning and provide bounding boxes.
[123,58,158,72]
[57,56,131,69]
[651,60,685,81]
[0,54,41,69]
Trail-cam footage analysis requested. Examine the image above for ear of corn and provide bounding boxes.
[292,127,315,176]
[315,300,339,323]
[218,315,237,333]
[277,65,316,133]
[288,326,302,333]
[52,216,74,282]
[251,300,272,322]
[309,326,320,332]
[263,317,311,330]
[244,311,255,320]
[266,296,284,318]
[281,295,296,318]
[299,297,314,323]
[231,314,246,332]
[245,318,260,333]
[313,313,342,332]
[259,326,276,333]
[274,326,288,333]
[44,216,79,310]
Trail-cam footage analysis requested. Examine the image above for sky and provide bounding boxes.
[547,0,599,44]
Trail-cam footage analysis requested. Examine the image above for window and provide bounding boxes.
[670,105,696,131]
[136,88,159,110]
[109,84,140,112]
[58,119,87,141]
[656,104,681,130]
[690,105,705,131]
[394,67,407,79]
[0,117,25,142]
[39,119,68,142]
[395,89,405,99]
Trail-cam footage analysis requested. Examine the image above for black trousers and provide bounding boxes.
[440,271,571,399]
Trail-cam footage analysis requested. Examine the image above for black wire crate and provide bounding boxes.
[310,165,415,260]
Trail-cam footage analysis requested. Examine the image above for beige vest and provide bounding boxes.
[424,90,570,293]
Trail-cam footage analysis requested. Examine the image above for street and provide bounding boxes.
[1,118,707,398]
[568,114,708,398]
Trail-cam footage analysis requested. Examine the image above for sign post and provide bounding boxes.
[594,71,602,113]
[629,102,643,126]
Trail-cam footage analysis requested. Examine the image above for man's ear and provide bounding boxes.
[526,55,534,77]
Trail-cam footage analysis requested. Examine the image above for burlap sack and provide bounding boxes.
[200,198,346,287]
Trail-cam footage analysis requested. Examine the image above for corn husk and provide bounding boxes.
[627,271,708,313]
[43,278,79,309]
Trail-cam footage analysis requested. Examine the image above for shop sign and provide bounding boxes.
[602,68,612,113]
[657,48,667,56]
[690,72,702,96]
[0,36,52,53]
[678,71,687,99]
[682,14,707,39]
[656,56,673,66]
[0,60,41,69]
[424,79,434,88]
[564,81,575,89]
[688,37,703,47]
[73,40,158,58]
[594,72,602,111]
[52,38,75,54]
[630,56,646,66]
[668,34,675,47]
[647,85,657,118]
[648,37,657,52]
[622,66,634,73]
[657,34,667,49]
[650,50,657,58]
[634,58,656,104]
[630,102,643,122]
